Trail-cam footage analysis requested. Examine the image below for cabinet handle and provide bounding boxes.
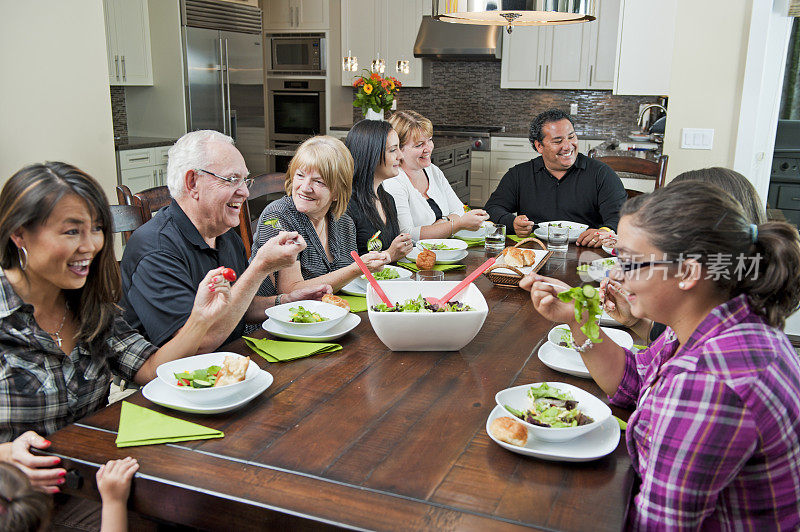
[589,65,593,86]
[114,55,119,81]
[545,65,549,85]
[121,56,126,82]
[127,156,150,162]
[457,152,470,161]
[793,197,800,201]
[503,143,527,148]
[537,65,541,84]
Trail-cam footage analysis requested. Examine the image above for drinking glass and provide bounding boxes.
[484,223,506,252]
[416,270,444,282]
[547,225,569,252]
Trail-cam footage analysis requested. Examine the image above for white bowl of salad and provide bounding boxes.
[547,324,634,360]
[366,280,488,351]
[356,264,412,289]
[415,238,468,261]
[535,221,588,242]
[265,299,349,335]
[156,352,261,403]
[495,382,611,442]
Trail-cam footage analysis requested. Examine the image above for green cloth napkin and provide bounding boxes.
[396,261,466,273]
[507,234,524,243]
[613,415,628,431]
[243,336,342,363]
[338,294,367,312]
[453,236,485,248]
[115,401,223,448]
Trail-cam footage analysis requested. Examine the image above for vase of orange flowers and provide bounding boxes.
[352,70,401,120]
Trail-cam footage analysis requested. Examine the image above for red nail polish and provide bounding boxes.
[52,458,61,465]
[42,439,51,445]
[58,478,65,485]
[209,287,215,292]
[58,470,66,477]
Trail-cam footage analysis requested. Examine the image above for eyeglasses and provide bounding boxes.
[196,168,253,188]
[616,259,678,273]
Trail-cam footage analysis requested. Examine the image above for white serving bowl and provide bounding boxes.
[547,324,633,360]
[366,280,488,351]
[415,238,469,261]
[264,300,349,335]
[495,382,611,442]
[538,221,589,241]
[156,352,261,404]
[454,221,492,240]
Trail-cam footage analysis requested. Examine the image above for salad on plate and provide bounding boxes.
[503,383,594,428]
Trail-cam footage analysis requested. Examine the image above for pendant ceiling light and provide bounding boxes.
[433,0,596,33]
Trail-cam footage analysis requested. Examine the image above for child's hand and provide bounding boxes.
[96,457,139,504]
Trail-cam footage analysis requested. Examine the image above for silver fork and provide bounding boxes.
[367,231,383,252]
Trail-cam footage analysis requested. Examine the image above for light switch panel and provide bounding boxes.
[681,128,714,150]
[570,103,578,115]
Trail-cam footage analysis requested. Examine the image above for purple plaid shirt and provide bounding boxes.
[611,294,800,531]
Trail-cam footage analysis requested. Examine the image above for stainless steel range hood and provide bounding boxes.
[414,16,502,60]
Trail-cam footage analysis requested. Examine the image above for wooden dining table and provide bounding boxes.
[44,243,635,531]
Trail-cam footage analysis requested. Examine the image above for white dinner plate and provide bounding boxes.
[486,405,620,462]
[537,341,592,378]
[143,369,273,415]
[262,313,361,341]
[454,221,492,240]
[340,279,366,296]
[535,227,584,243]
[402,248,468,265]
[599,311,622,327]
[353,265,413,290]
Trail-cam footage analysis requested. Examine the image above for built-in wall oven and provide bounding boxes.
[266,76,325,172]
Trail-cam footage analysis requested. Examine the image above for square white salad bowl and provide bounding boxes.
[366,280,488,351]
[265,300,349,335]
[415,238,468,261]
[495,382,611,442]
[156,352,261,404]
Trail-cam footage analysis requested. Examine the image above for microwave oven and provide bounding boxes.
[268,34,325,74]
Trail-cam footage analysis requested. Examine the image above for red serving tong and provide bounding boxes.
[425,256,496,309]
[350,251,393,307]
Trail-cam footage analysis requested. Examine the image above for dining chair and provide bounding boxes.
[588,150,669,199]
[238,172,285,258]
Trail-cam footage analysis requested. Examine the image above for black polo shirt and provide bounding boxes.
[484,153,626,232]
[120,202,247,347]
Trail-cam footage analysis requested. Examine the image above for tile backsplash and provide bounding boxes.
[352,60,661,138]
[110,86,128,139]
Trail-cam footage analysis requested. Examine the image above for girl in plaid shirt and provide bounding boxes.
[523,181,800,530]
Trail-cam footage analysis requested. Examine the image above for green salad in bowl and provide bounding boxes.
[371,294,473,313]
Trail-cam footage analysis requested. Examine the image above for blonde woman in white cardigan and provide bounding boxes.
[383,110,488,241]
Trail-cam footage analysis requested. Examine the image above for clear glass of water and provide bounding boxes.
[485,223,506,252]
[547,225,569,252]
[416,270,444,281]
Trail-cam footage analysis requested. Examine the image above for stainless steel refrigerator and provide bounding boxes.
[182,0,266,174]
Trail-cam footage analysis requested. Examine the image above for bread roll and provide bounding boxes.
[504,248,525,268]
[490,417,528,447]
[520,248,537,267]
[214,355,249,387]
[416,249,436,270]
[322,293,350,311]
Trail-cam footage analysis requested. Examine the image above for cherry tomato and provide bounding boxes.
[221,267,237,282]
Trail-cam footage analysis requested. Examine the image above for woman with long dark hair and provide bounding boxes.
[0,162,230,493]
[522,182,800,529]
[345,119,412,260]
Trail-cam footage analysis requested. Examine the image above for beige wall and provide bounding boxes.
[0,0,118,203]
[662,0,752,180]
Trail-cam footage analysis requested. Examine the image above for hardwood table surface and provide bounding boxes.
[45,244,635,531]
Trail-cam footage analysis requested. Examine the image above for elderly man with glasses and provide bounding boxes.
[120,130,329,352]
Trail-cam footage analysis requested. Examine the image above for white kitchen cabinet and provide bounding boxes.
[587,0,621,89]
[118,146,170,193]
[578,139,605,154]
[469,151,491,207]
[341,0,429,87]
[500,0,619,90]
[613,0,676,95]
[103,0,152,86]
[264,0,329,31]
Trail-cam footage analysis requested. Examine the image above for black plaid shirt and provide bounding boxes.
[251,196,357,296]
[0,269,157,442]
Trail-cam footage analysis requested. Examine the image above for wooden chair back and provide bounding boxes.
[110,204,145,237]
[238,172,286,258]
[587,151,668,199]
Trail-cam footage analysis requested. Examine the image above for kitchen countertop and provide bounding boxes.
[115,136,178,150]
[331,124,607,141]
[265,135,471,158]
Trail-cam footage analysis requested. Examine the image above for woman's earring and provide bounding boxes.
[678,281,685,289]
[17,246,28,271]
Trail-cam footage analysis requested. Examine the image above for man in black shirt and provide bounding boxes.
[121,130,329,351]
[484,109,626,247]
